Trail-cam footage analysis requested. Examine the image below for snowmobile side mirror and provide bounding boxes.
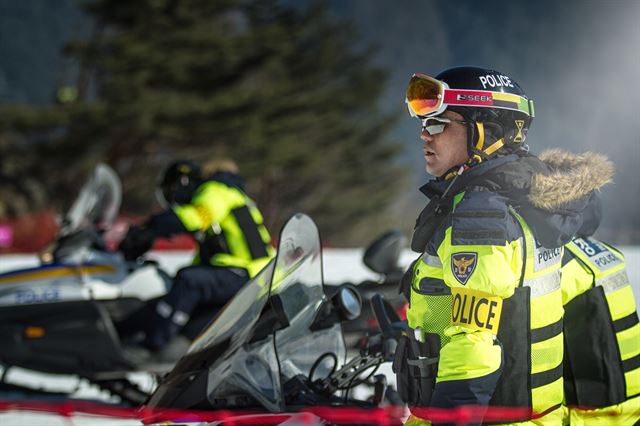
[334,286,362,321]
[310,285,362,331]
[363,230,406,275]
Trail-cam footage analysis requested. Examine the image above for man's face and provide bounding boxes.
[420,110,470,178]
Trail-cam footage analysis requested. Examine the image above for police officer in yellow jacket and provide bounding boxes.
[561,234,640,425]
[119,159,274,350]
[395,67,613,425]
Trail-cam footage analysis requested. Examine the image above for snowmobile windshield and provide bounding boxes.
[145,213,346,413]
[62,164,122,235]
[268,214,346,410]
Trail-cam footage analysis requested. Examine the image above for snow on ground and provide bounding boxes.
[6,246,640,300]
[2,246,640,300]
[0,247,639,425]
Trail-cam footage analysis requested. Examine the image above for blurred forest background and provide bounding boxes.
[0,0,639,247]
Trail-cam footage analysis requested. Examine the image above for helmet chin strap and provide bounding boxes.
[467,121,505,166]
[440,122,482,180]
[441,121,506,180]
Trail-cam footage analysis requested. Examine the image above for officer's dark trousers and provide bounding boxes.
[144,265,249,350]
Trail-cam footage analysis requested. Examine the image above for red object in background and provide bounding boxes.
[399,302,408,320]
[106,215,196,252]
[0,398,546,425]
[0,212,196,254]
[152,234,196,250]
[0,210,59,254]
[0,225,13,248]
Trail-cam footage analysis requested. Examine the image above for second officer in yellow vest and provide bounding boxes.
[119,159,274,351]
[396,67,613,425]
[561,235,640,425]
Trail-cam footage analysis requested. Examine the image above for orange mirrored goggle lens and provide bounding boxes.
[405,74,444,117]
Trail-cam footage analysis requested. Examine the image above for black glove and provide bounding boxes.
[118,225,156,261]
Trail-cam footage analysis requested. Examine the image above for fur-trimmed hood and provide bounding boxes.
[418,148,614,248]
[489,148,613,247]
[529,149,614,211]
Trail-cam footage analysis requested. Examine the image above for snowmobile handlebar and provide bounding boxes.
[371,294,404,340]
[310,294,403,398]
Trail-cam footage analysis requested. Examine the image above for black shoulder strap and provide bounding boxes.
[411,198,451,252]
[399,258,419,300]
[411,173,467,252]
[232,205,269,259]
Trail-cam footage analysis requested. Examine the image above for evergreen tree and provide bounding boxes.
[0,0,405,245]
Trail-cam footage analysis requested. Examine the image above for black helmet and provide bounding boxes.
[406,66,534,165]
[435,66,534,161]
[156,160,202,207]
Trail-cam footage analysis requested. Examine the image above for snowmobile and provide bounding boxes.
[0,164,211,404]
[142,213,405,425]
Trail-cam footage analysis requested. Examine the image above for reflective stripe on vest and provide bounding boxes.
[598,269,631,295]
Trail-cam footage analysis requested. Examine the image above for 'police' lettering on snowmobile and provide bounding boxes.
[451,287,503,333]
[15,288,60,304]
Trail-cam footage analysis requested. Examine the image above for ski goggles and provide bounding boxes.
[406,73,535,118]
[421,116,469,135]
